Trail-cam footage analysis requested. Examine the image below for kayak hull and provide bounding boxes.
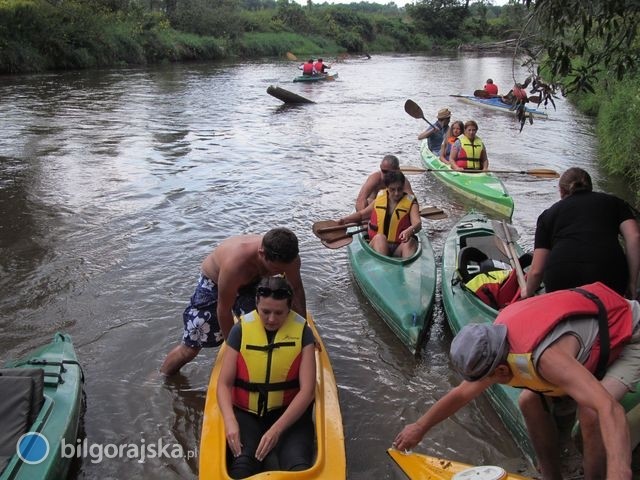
[1,333,84,480]
[420,143,514,219]
[453,94,549,119]
[292,73,338,83]
[346,230,437,354]
[199,314,346,479]
[441,212,534,463]
[387,448,532,480]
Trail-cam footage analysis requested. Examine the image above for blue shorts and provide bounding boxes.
[181,275,257,349]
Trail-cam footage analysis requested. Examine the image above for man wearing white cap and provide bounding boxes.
[417,107,451,155]
[393,282,640,480]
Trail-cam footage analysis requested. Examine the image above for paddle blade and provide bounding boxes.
[322,236,354,249]
[401,165,427,174]
[528,168,559,179]
[404,99,424,120]
[491,219,520,242]
[286,52,298,61]
[312,220,341,238]
[473,89,491,99]
[420,207,447,219]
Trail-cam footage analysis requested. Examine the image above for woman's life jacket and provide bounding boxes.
[232,310,306,416]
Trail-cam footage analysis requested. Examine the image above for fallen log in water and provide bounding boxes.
[267,85,315,104]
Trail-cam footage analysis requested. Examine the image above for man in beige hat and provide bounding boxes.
[417,107,451,155]
[393,282,640,479]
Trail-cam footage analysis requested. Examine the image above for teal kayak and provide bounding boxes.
[293,72,338,82]
[346,230,437,354]
[420,142,514,220]
[0,333,84,480]
[441,212,534,463]
[451,94,549,119]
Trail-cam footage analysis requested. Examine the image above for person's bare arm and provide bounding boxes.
[282,256,306,318]
[216,265,244,338]
[393,379,490,450]
[404,178,415,196]
[523,248,548,298]
[620,218,640,299]
[449,144,462,171]
[418,126,437,141]
[537,343,631,478]
[480,147,489,171]
[356,174,378,211]
[399,202,421,243]
[254,343,316,461]
[339,202,373,225]
[217,347,242,457]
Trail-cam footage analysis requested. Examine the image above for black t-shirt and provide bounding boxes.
[534,190,634,292]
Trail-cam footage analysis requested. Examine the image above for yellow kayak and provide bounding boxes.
[387,449,532,480]
[199,314,346,479]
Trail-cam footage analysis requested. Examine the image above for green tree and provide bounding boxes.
[406,0,468,40]
[518,0,639,94]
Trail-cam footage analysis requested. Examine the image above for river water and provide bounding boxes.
[0,54,636,479]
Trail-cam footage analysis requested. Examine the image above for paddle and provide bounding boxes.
[312,220,367,239]
[321,227,367,249]
[400,165,559,179]
[404,99,437,130]
[286,52,298,61]
[491,220,527,293]
[419,206,447,219]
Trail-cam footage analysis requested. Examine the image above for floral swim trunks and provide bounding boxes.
[182,274,257,348]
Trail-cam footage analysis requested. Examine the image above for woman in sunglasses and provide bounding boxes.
[217,276,316,478]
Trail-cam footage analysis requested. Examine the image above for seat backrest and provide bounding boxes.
[0,369,44,427]
[0,376,33,458]
[457,246,489,283]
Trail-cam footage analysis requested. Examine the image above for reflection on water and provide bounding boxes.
[0,54,632,479]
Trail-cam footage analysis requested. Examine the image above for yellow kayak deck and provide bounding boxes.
[199,314,346,479]
[387,449,532,480]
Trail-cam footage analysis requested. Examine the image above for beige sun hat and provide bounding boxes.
[437,108,452,120]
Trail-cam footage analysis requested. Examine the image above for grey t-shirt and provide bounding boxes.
[532,299,640,366]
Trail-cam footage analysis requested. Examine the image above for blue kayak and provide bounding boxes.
[451,94,549,119]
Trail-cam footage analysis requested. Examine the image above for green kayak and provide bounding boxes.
[293,72,338,83]
[441,212,640,465]
[346,230,437,354]
[0,333,84,480]
[420,141,514,220]
[441,212,534,463]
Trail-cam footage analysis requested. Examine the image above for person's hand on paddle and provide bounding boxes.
[399,225,419,243]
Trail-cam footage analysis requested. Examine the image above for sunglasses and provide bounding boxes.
[257,286,293,299]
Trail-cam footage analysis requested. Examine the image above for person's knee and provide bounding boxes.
[160,344,201,375]
[518,390,541,412]
[228,454,261,479]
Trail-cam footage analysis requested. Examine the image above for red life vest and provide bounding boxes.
[496,282,632,376]
[302,62,314,75]
[313,61,324,73]
[513,86,528,101]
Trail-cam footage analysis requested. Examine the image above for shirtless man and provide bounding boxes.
[355,154,414,211]
[160,228,306,376]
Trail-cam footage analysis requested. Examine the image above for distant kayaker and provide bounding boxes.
[340,171,421,258]
[483,78,499,95]
[523,167,640,299]
[355,154,414,211]
[299,59,316,76]
[313,58,330,74]
[439,120,464,164]
[160,228,307,376]
[417,107,451,155]
[217,275,315,478]
[394,282,640,480]
[500,83,528,106]
[448,120,489,171]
